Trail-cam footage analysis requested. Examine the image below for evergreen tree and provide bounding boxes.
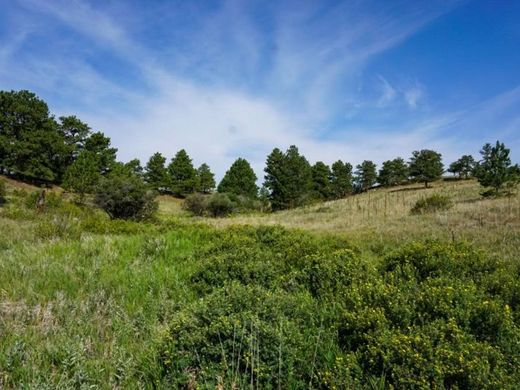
[263,148,286,210]
[84,132,117,175]
[263,146,312,210]
[168,149,197,196]
[409,150,444,188]
[62,151,101,202]
[474,141,520,195]
[330,160,353,199]
[196,163,216,193]
[0,90,65,182]
[355,160,377,191]
[218,158,258,198]
[125,158,143,177]
[378,157,409,187]
[448,155,476,179]
[144,152,169,192]
[311,161,332,200]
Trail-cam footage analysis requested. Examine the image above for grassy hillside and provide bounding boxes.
[206,179,520,261]
[1,178,519,388]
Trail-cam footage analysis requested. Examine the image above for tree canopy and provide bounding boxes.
[474,141,520,195]
[378,157,408,187]
[355,160,377,191]
[409,150,444,188]
[168,149,197,196]
[218,158,258,198]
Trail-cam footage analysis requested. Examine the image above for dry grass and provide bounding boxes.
[201,180,520,260]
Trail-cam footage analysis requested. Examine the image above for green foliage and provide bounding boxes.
[196,163,215,193]
[355,160,377,191]
[218,157,258,198]
[448,154,476,179]
[264,146,313,210]
[94,171,157,220]
[0,90,65,183]
[207,192,234,217]
[311,161,332,200]
[475,141,520,195]
[144,152,169,192]
[83,131,117,175]
[167,149,197,196]
[62,151,101,201]
[409,149,444,187]
[330,160,353,199]
[411,194,453,214]
[378,157,408,187]
[183,193,208,216]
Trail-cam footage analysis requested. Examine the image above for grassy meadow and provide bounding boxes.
[1,177,520,388]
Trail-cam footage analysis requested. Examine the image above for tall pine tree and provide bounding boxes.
[355,160,377,191]
[196,163,216,193]
[168,149,197,196]
[218,158,258,198]
[330,160,353,199]
[144,152,169,192]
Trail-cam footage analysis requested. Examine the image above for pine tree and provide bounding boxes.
[475,141,520,195]
[62,151,101,202]
[84,132,118,175]
[355,160,377,191]
[263,148,286,210]
[330,160,353,199]
[378,157,408,187]
[409,150,443,188]
[448,155,476,179]
[218,158,258,198]
[144,152,169,192]
[0,90,66,183]
[196,163,216,193]
[168,149,197,196]
[311,161,332,200]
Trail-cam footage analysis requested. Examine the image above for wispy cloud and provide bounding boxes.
[3,0,518,180]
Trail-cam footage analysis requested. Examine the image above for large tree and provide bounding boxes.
[355,160,377,191]
[0,90,65,182]
[311,161,332,200]
[144,152,169,192]
[62,151,101,202]
[448,155,476,179]
[378,157,409,187]
[330,160,353,199]
[196,163,216,193]
[474,141,520,195]
[409,149,444,188]
[218,158,258,198]
[168,149,197,196]
[84,132,118,176]
[263,145,312,210]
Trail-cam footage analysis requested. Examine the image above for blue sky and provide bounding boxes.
[1,0,519,179]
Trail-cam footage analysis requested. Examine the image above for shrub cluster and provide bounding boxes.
[184,192,264,217]
[157,228,520,388]
[411,194,453,214]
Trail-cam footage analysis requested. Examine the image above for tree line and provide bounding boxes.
[1,90,519,217]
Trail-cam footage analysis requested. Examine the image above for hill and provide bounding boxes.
[1,177,520,388]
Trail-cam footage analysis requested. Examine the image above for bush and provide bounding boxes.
[207,193,234,217]
[411,194,452,214]
[183,193,208,216]
[94,173,157,220]
[0,179,6,206]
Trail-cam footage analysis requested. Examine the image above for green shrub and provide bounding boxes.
[183,193,208,216]
[411,194,452,214]
[207,192,234,217]
[159,283,344,388]
[94,173,157,220]
[25,190,63,210]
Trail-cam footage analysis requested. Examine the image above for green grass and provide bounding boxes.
[1,179,519,388]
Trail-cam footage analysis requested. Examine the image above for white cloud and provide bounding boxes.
[377,75,397,107]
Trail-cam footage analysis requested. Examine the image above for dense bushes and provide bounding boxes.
[94,173,157,220]
[411,194,452,214]
[184,192,262,217]
[158,228,520,388]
